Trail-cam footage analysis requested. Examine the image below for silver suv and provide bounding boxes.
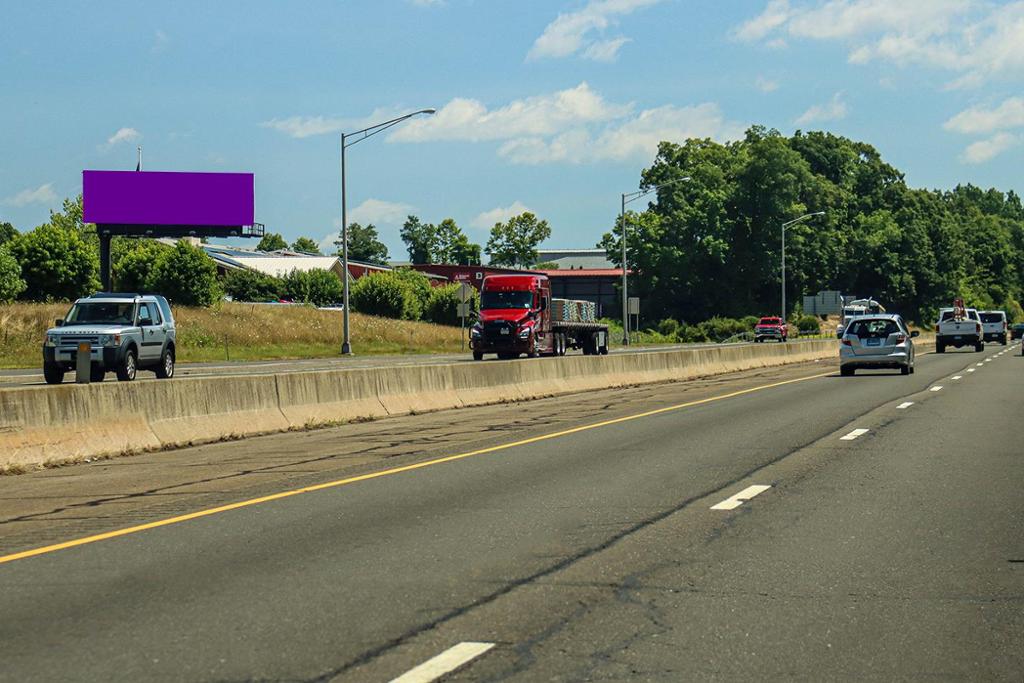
[43,293,176,383]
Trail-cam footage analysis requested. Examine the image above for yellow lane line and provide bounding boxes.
[0,369,834,566]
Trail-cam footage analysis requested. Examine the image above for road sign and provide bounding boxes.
[456,302,471,317]
[458,283,474,303]
[627,297,640,315]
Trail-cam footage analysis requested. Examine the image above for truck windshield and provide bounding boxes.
[481,291,533,310]
[63,302,135,325]
[758,319,780,326]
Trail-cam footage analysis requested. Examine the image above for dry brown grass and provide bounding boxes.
[0,302,464,368]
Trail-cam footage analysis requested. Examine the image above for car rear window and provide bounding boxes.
[980,313,1004,323]
[848,319,900,338]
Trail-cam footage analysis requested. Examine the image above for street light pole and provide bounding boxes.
[619,176,690,345]
[340,109,435,355]
[780,212,826,322]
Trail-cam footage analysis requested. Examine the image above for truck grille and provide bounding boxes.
[482,321,516,345]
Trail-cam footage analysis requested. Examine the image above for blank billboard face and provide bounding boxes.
[83,170,254,226]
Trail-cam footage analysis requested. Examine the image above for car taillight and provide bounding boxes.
[977,324,982,333]
[934,325,939,333]
[841,338,852,346]
[894,334,906,343]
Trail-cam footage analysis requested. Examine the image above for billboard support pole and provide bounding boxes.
[99,233,111,291]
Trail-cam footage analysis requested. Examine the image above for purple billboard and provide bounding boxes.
[82,170,255,226]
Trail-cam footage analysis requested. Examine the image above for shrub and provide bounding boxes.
[224,268,284,302]
[148,240,221,307]
[656,318,681,337]
[795,314,821,334]
[424,283,479,326]
[0,246,26,303]
[113,240,167,292]
[351,272,418,319]
[281,269,343,307]
[391,268,432,319]
[8,223,99,301]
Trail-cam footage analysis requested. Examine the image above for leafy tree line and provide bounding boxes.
[601,126,1024,324]
[397,212,551,268]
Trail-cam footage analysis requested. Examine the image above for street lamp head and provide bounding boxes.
[811,211,825,216]
[420,109,437,115]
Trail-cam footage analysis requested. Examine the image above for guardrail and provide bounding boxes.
[1,340,839,472]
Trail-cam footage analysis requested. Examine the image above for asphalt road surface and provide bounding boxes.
[0,343,1020,681]
[0,340,768,387]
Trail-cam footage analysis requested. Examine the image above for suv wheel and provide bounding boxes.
[116,348,138,382]
[43,362,64,385]
[840,365,854,377]
[155,346,175,379]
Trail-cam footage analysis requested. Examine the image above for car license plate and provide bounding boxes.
[500,328,509,335]
[866,338,881,346]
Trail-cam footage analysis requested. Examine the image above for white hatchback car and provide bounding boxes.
[840,314,919,376]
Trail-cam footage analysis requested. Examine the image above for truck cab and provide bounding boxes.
[471,274,551,360]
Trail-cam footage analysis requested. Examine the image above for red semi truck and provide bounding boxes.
[469,274,609,360]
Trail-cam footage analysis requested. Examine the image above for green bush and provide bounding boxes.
[795,314,821,334]
[351,271,418,319]
[0,246,26,302]
[656,318,681,337]
[224,268,284,302]
[113,240,167,292]
[391,268,432,320]
[281,269,343,307]
[8,223,99,301]
[741,315,760,329]
[424,283,480,326]
[148,241,221,307]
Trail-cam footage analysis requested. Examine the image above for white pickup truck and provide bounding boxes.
[935,307,983,353]
[979,310,1008,345]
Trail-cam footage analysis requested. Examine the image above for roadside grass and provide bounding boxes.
[0,302,465,369]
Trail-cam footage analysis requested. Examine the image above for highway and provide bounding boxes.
[0,339,771,386]
[0,343,1020,681]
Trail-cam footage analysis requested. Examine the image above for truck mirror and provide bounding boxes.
[55,319,64,327]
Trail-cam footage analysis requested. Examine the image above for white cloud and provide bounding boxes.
[962,132,1020,164]
[2,183,58,207]
[472,201,533,229]
[318,198,415,252]
[261,115,348,139]
[732,1,1024,87]
[107,127,141,146]
[756,76,779,92]
[794,92,848,125]
[389,82,630,143]
[944,97,1024,135]
[528,0,663,62]
[733,0,792,42]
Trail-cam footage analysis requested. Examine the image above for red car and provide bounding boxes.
[754,316,788,343]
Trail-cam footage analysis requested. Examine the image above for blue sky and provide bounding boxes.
[2,1,1023,259]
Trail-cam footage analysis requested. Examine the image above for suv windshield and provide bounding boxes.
[848,319,900,338]
[64,302,136,325]
[481,291,533,310]
[980,313,1004,323]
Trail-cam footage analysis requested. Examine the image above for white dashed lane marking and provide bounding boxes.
[840,428,870,441]
[930,386,944,392]
[710,485,772,511]
[896,402,914,409]
[952,375,963,380]
[390,642,496,683]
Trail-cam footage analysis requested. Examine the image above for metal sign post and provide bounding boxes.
[458,283,474,351]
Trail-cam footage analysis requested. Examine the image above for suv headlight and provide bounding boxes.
[45,334,58,347]
[99,334,121,347]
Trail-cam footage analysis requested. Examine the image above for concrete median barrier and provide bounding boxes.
[0,340,840,471]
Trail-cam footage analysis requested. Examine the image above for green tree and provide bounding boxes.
[291,236,322,254]
[281,269,343,307]
[350,271,420,319]
[0,246,26,303]
[434,218,482,265]
[0,221,17,247]
[223,268,284,302]
[148,241,221,306]
[390,267,432,320]
[400,215,437,263]
[336,222,390,264]
[424,282,480,326]
[257,233,288,252]
[8,223,99,301]
[485,212,551,268]
[112,240,168,292]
